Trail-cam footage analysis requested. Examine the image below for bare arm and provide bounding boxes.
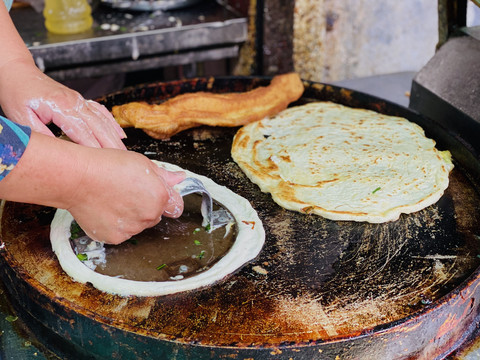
[0,132,184,244]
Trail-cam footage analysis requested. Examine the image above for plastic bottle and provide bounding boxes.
[43,0,93,35]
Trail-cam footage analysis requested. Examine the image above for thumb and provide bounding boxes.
[152,165,185,218]
[163,186,184,218]
[7,108,56,137]
[154,167,186,187]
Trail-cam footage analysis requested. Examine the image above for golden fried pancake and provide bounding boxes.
[231,102,454,223]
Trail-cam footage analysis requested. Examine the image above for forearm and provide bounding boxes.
[0,3,35,70]
[0,131,86,209]
[0,2,39,111]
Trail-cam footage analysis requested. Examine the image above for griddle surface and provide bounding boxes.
[1,78,480,359]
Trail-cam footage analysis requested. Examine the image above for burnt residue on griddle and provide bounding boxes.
[104,123,480,345]
[2,78,480,354]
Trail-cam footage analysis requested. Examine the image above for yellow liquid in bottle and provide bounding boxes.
[43,0,93,35]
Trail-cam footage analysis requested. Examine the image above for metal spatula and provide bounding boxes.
[174,177,234,231]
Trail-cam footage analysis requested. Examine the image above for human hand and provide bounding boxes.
[0,58,126,149]
[0,131,184,245]
[66,149,185,244]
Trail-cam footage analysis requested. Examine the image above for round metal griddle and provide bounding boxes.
[1,77,480,359]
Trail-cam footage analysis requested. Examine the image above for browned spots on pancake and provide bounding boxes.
[235,134,251,150]
[266,157,279,171]
[231,101,453,223]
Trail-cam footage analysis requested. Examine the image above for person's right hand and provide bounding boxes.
[0,128,183,245]
[66,148,185,244]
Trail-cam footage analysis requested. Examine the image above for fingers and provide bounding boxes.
[57,115,102,148]
[0,63,125,150]
[11,107,55,137]
[28,95,103,148]
[152,167,185,218]
[154,167,186,186]
[84,100,127,150]
[163,187,184,218]
[166,170,187,186]
[54,100,126,150]
[156,169,184,219]
[27,121,55,137]
[87,100,127,139]
[27,93,126,150]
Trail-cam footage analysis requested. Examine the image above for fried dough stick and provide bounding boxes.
[111,73,304,139]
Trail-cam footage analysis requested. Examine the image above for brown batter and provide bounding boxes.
[84,195,235,281]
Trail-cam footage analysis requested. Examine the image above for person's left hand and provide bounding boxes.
[0,58,126,149]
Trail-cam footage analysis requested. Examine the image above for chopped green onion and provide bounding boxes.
[127,238,138,245]
[193,228,201,234]
[70,222,82,239]
[204,223,211,232]
[156,264,167,270]
[194,240,202,246]
[76,253,88,261]
[197,250,206,259]
[372,187,381,194]
[5,315,18,322]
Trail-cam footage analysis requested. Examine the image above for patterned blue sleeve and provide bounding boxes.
[0,115,31,181]
[2,0,13,11]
